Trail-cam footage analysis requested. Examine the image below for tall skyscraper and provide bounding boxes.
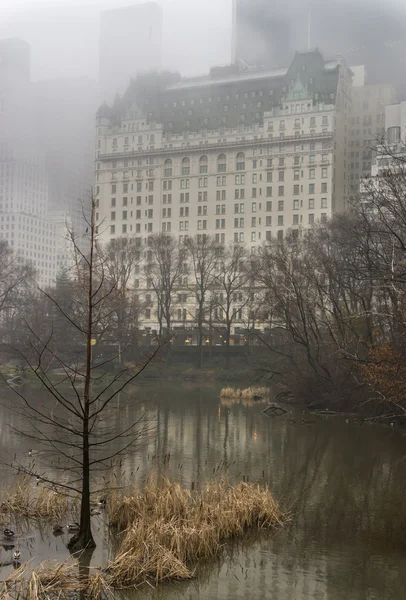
[99,2,163,103]
[232,0,406,99]
[232,0,293,69]
[31,76,99,232]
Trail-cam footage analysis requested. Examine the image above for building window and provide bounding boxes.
[266,201,272,211]
[293,185,299,195]
[278,200,284,211]
[321,198,328,208]
[321,182,327,193]
[308,199,315,209]
[110,225,115,234]
[236,152,245,171]
[321,213,327,223]
[111,211,116,221]
[181,157,190,175]
[111,198,116,207]
[278,186,284,196]
[164,159,172,177]
[309,168,315,179]
[309,184,315,194]
[278,215,284,226]
[200,155,208,174]
[293,215,299,225]
[308,214,315,224]
[217,154,226,172]
[122,224,127,233]
[322,167,328,178]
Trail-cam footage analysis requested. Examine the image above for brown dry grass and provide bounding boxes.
[1,479,285,595]
[0,479,73,521]
[220,386,270,404]
[0,560,110,600]
[106,476,286,588]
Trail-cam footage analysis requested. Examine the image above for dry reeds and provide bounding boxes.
[0,479,72,521]
[106,477,285,588]
[1,479,285,595]
[0,559,107,600]
[220,386,270,404]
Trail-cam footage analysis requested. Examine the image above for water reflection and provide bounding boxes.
[1,381,406,598]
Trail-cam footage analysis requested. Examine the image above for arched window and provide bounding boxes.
[217,154,226,173]
[199,155,208,174]
[236,152,245,171]
[181,157,190,176]
[164,158,172,177]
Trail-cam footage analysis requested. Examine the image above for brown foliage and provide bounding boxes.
[359,343,406,412]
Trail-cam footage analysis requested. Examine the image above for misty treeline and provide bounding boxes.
[254,144,406,417]
[1,144,406,415]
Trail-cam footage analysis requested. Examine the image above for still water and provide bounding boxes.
[1,380,406,599]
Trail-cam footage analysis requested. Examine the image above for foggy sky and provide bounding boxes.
[0,0,405,84]
[0,0,232,81]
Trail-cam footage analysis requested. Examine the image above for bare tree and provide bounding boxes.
[0,241,36,346]
[212,243,251,368]
[3,198,163,551]
[146,233,186,339]
[184,235,219,367]
[104,237,142,362]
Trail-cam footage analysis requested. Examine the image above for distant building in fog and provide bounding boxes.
[232,0,293,69]
[94,50,355,332]
[371,100,406,180]
[99,2,163,103]
[0,38,74,287]
[31,76,99,234]
[348,66,396,195]
[232,0,406,100]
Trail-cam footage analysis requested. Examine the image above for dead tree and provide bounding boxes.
[184,235,219,367]
[212,243,251,368]
[2,198,164,551]
[146,233,186,340]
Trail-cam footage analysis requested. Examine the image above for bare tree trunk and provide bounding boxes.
[68,205,96,552]
[198,305,204,369]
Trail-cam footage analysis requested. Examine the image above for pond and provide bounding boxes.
[1,380,406,599]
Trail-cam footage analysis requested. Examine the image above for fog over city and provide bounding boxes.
[0,0,405,89]
[3,0,406,594]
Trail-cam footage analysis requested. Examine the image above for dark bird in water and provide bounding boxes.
[53,524,64,534]
[302,418,317,425]
[4,529,15,539]
[98,498,107,507]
